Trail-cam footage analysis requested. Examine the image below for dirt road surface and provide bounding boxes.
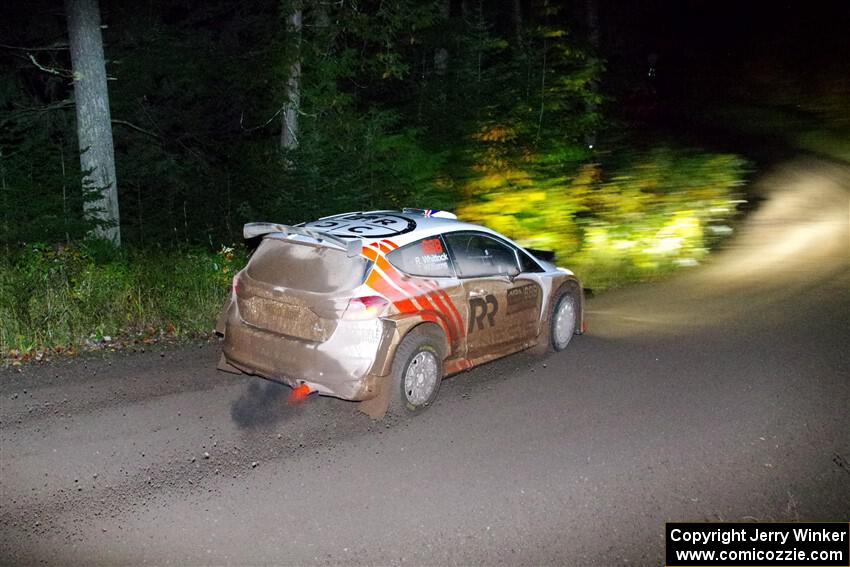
[2,157,848,565]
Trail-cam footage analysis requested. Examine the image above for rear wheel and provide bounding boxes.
[550,292,578,351]
[389,326,444,416]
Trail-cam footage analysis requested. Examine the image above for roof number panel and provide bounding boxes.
[304,213,416,238]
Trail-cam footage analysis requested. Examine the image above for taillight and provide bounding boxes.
[342,296,389,320]
[231,274,241,296]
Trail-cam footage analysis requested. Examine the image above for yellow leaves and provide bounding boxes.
[457,142,743,292]
[474,125,517,143]
[459,168,579,256]
[463,167,537,194]
[653,211,702,252]
[479,174,509,191]
[571,163,601,187]
[434,176,454,191]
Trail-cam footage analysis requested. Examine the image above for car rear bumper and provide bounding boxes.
[219,302,389,401]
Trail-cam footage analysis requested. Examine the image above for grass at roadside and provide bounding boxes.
[0,243,244,364]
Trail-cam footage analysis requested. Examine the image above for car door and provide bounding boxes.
[383,235,467,361]
[443,232,542,364]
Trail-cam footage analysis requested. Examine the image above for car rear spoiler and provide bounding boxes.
[243,222,362,258]
[527,248,556,262]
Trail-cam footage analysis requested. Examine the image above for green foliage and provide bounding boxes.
[281,111,449,221]
[0,0,600,247]
[460,147,749,291]
[0,0,754,355]
[0,243,246,357]
[0,87,95,247]
[452,2,605,259]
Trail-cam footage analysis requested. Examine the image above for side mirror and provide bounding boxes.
[505,267,521,282]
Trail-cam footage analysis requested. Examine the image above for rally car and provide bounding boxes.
[216,209,584,417]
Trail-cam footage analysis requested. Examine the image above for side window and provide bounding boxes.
[518,251,544,273]
[386,237,454,277]
[444,233,519,278]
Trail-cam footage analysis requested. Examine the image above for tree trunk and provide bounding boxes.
[280,4,302,151]
[512,0,524,45]
[584,0,600,149]
[585,0,600,49]
[434,0,450,77]
[65,0,120,245]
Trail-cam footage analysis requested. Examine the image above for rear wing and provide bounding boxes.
[243,222,362,258]
[527,248,556,262]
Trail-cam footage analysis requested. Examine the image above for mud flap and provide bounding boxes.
[214,298,233,336]
[217,353,244,375]
[529,332,550,355]
[357,376,391,420]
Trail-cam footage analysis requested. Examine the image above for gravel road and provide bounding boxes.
[1,157,848,565]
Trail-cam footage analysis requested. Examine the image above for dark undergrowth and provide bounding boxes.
[0,242,245,364]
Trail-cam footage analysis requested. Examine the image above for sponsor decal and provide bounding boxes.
[305,214,416,238]
[413,251,449,266]
[468,294,498,332]
[506,283,540,314]
[361,241,465,341]
[404,238,448,275]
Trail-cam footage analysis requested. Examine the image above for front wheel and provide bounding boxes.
[550,292,578,351]
[388,326,444,416]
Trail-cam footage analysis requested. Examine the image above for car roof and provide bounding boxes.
[301,210,503,247]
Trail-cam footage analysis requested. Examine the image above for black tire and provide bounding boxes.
[388,326,445,416]
[549,291,578,352]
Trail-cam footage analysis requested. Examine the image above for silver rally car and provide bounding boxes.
[216,209,584,417]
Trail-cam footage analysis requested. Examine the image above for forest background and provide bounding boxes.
[0,0,752,359]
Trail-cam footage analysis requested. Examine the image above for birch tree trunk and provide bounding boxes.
[65,0,120,245]
[280,4,302,151]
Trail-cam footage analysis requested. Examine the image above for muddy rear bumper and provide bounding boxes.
[219,302,390,401]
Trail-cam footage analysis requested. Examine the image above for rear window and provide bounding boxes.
[386,237,454,277]
[247,238,370,293]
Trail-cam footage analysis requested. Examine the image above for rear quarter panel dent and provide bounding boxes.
[369,317,450,377]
